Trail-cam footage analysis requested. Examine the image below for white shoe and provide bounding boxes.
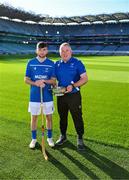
[47,138,55,147]
[29,139,37,149]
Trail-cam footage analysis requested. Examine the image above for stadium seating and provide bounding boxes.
[0,18,129,55]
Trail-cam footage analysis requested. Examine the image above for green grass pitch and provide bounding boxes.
[0,55,129,179]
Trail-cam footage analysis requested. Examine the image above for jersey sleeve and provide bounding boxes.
[54,61,58,78]
[77,60,86,75]
[25,61,31,78]
[51,63,56,78]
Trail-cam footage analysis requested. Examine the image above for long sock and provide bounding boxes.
[32,130,37,139]
[47,129,52,138]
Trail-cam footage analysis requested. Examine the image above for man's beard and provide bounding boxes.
[39,55,46,58]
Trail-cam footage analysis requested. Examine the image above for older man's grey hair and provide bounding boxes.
[59,42,72,53]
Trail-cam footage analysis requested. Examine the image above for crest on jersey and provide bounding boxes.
[34,67,36,70]
[45,68,49,72]
[70,63,74,68]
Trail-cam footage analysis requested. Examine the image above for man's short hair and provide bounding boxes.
[59,42,71,52]
[36,42,48,49]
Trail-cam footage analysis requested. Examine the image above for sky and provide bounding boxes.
[0,0,129,17]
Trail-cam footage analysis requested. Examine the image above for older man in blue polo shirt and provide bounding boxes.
[55,42,88,150]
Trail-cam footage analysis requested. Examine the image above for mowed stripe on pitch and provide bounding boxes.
[83,59,129,64]
[81,56,129,63]
[84,61,129,67]
[87,69,129,83]
[86,64,129,72]
[83,60,129,83]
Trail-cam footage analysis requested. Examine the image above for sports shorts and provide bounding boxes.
[28,101,54,115]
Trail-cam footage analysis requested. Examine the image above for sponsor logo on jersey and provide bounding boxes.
[35,75,47,79]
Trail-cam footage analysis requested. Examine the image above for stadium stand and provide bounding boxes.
[0,4,129,55]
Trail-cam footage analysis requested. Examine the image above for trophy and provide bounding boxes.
[52,86,66,96]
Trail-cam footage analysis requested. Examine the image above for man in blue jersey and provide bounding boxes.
[55,42,88,150]
[24,42,56,149]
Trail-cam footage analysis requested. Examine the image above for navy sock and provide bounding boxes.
[32,130,37,139]
[47,129,52,138]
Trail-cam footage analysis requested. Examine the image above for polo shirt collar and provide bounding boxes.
[61,57,73,64]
